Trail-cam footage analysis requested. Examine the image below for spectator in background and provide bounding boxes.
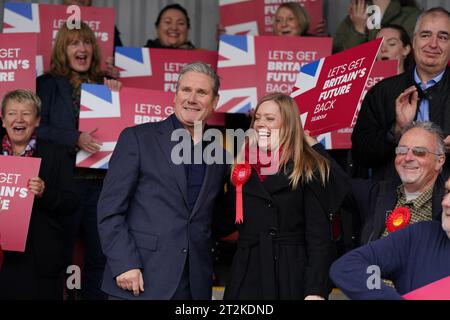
[333,0,421,53]
[330,175,450,300]
[145,3,195,49]
[376,24,413,73]
[0,90,78,300]
[273,1,328,37]
[36,21,121,300]
[62,0,123,78]
[351,7,450,181]
[350,121,445,245]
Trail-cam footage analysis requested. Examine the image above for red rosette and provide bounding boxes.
[231,163,252,224]
[386,207,411,233]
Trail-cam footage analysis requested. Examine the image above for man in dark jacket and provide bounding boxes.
[352,7,450,181]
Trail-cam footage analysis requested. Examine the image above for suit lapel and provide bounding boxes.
[156,116,189,208]
[372,182,398,240]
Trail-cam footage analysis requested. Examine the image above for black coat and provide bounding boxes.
[351,66,450,181]
[36,74,80,148]
[0,139,79,299]
[215,162,349,299]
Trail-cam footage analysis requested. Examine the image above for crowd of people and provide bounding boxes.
[0,0,450,301]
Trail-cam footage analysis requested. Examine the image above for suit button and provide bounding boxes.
[182,248,187,253]
[268,202,274,208]
[269,227,277,236]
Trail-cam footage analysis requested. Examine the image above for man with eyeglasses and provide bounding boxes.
[349,121,446,244]
[329,175,450,300]
[352,7,450,181]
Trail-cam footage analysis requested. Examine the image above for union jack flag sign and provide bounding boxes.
[292,38,383,136]
[115,47,218,92]
[76,84,174,169]
[317,59,398,150]
[216,34,331,113]
[3,3,114,75]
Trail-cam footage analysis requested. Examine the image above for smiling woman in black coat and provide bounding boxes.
[215,93,349,300]
[0,90,79,300]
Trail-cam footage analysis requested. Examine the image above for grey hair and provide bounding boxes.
[176,61,220,98]
[401,121,445,155]
[413,7,450,35]
[1,89,41,118]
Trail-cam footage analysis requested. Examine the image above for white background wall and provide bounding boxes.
[1,0,450,50]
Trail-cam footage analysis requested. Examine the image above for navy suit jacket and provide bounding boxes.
[97,115,226,299]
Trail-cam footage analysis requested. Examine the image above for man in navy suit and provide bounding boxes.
[97,62,226,299]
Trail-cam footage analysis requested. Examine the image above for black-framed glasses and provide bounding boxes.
[395,146,443,157]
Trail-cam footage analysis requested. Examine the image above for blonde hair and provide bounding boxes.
[274,2,310,36]
[235,93,329,189]
[50,21,105,82]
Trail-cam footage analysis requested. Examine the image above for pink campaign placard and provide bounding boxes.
[292,38,382,136]
[0,33,36,102]
[76,84,175,169]
[0,156,41,252]
[114,47,223,125]
[3,3,114,74]
[220,0,323,36]
[403,276,450,300]
[317,59,398,149]
[216,34,331,113]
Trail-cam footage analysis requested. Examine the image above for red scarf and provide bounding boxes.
[2,134,36,157]
[244,144,282,182]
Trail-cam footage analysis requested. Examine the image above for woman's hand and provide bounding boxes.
[304,130,319,147]
[104,77,122,92]
[315,19,328,37]
[77,128,102,154]
[105,57,120,79]
[349,0,368,34]
[28,177,45,198]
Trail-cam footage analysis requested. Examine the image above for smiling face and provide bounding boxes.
[174,71,218,132]
[395,128,444,193]
[157,8,189,48]
[253,100,283,150]
[413,12,450,79]
[2,100,40,149]
[66,34,93,73]
[273,7,301,36]
[376,28,411,65]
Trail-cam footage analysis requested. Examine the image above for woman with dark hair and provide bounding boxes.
[0,90,78,299]
[145,4,195,49]
[376,24,413,73]
[36,21,121,300]
[215,93,349,300]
